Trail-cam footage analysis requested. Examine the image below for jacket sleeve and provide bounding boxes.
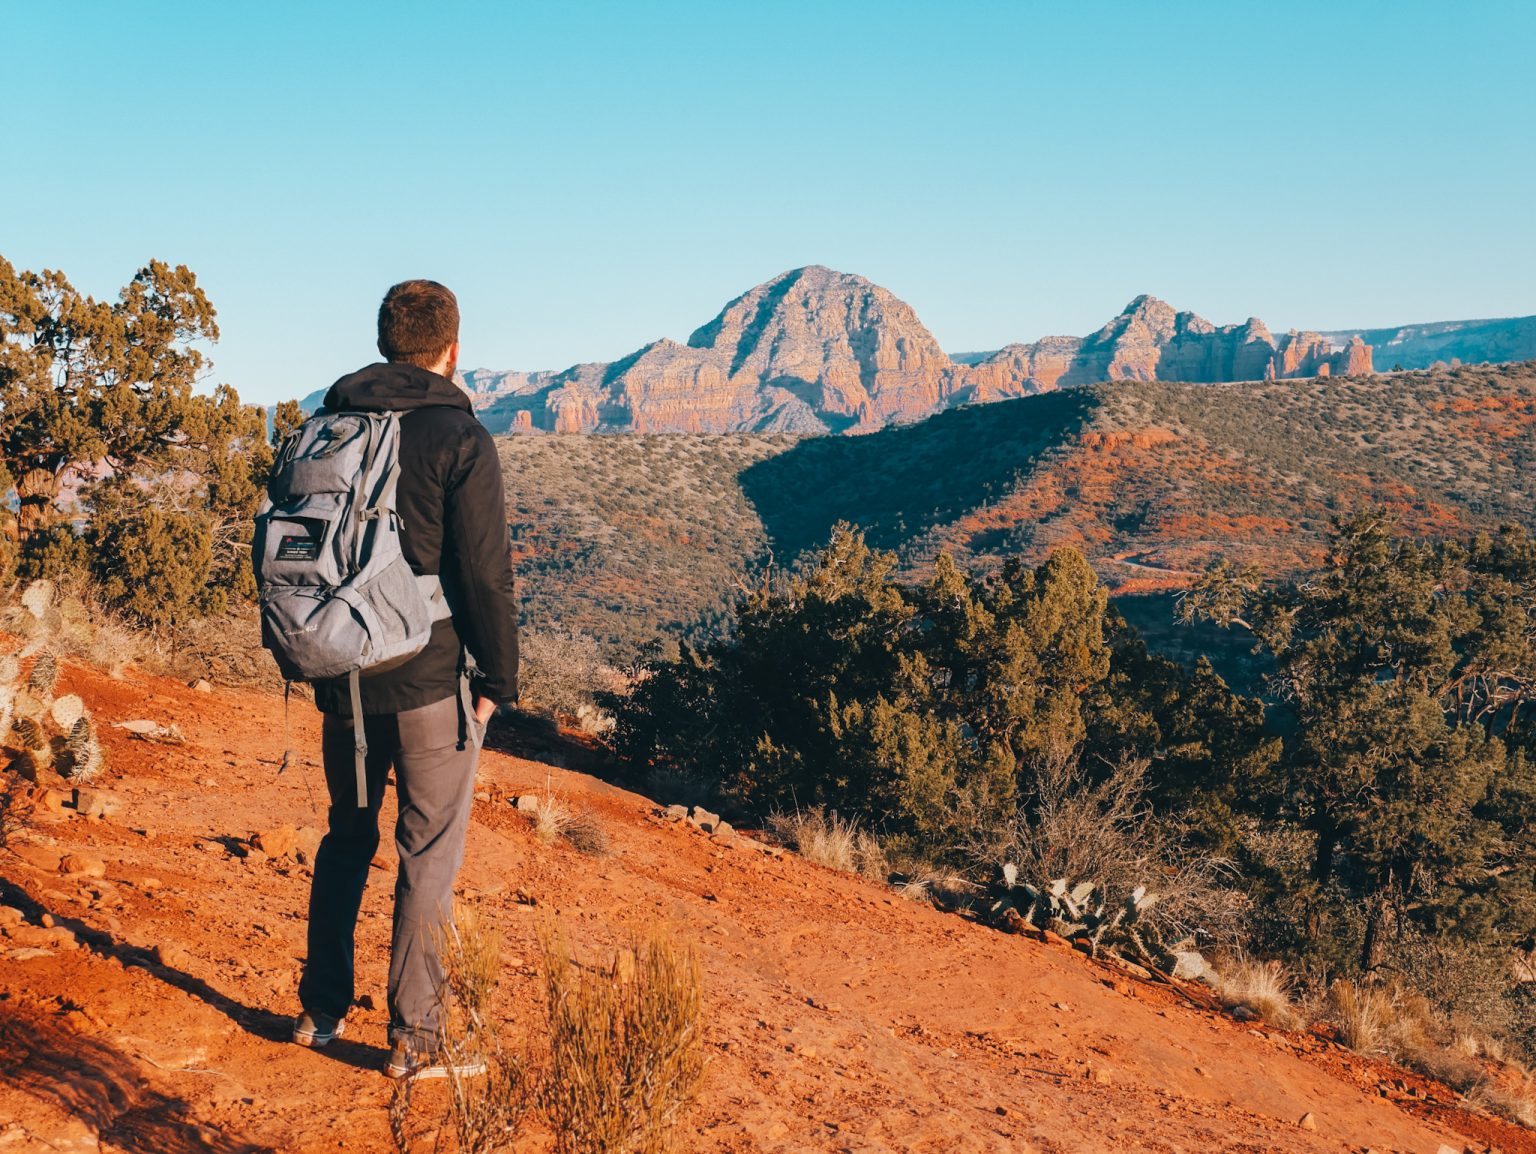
[442,421,520,704]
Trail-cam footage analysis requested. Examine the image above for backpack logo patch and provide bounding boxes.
[275,534,322,561]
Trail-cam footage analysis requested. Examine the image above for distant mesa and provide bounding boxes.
[297,267,1534,434]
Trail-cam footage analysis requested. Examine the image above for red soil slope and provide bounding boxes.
[1,659,1528,1153]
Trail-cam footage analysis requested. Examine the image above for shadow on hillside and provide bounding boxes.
[739,389,1100,563]
[0,875,385,1074]
[484,708,616,777]
[0,1003,270,1153]
[1113,592,1274,698]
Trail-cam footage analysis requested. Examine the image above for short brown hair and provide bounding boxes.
[377,279,460,368]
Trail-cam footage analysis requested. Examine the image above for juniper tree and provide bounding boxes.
[614,524,1268,861]
[0,255,272,619]
[1180,513,1536,969]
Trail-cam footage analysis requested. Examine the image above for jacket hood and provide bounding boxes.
[322,362,473,414]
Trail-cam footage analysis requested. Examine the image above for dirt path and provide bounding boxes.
[0,660,1527,1153]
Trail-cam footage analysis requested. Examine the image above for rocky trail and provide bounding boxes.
[0,658,1531,1153]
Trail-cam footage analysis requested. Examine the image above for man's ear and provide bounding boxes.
[441,340,460,378]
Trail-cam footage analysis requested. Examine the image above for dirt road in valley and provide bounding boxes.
[0,660,1527,1153]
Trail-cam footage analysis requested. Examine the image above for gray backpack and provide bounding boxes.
[254,409,451,805]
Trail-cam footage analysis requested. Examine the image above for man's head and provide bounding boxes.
[377,279,460,378]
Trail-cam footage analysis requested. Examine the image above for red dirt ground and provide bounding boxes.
[1,658,1530,1153]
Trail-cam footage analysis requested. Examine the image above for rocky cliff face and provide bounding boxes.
[480,267,967,435]
[303,271,1387,434]
[968,295,1371,393]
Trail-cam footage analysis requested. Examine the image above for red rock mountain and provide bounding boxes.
[303,269,1379,433]
[969,294,1372,395]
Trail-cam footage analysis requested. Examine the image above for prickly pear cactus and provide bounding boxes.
[20,581,55,622]
[63,715,103,782]
[27,652,58,697]
[50,695,85,731]
[988,867,1204,974]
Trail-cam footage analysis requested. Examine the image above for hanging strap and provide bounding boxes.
[457,669,475,751]
[278,681,319,814]
[350,668,368,808]
[279,682,293,777]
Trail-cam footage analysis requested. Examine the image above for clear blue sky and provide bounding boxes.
[5,1,1533,405]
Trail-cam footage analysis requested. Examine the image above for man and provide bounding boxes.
[291,279,519,1079]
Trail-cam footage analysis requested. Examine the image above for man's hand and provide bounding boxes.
[473,696,497,726]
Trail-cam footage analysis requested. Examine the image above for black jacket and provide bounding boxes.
[311,363,519,716]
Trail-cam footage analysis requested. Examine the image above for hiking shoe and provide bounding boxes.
[385,1040,487,1081]
[292,1010,346,1048]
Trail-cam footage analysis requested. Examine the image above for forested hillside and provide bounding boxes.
[502,361,1536,656]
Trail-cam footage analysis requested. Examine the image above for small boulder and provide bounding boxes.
[515,794,541,812]
[664,804,688,822]
[294,826,323,861]
[155,942,193,970]
[1297,1112,1317,1131]
[689,806,721,833]
[712,819,735,840]
[189,679,214,693]
[73,788,123,820]
[59,854,106,879]
[252,825,299,859]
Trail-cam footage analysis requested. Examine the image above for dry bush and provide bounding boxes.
[391,902,529,1154]
[892,867,975,909]
[0,778,33,847]
[1464,1074,1536,1129]
[563,810,612,857]
[1324,975,1536,1127]
[1207,955,1299,1028]
[172,608,279,688]
[519,629,628,733]
[1391,931,1527,1058]
[538,923,706,1154]
[768,807,888,881]
[974,754,1247,952]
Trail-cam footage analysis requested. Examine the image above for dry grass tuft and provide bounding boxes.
[1464,1074,1536,1129]
[538,922,706,1154]
[530,793,576,844]
[523,790,610,855]
[1208,955,1298,1028]
[1322,976,1536,1126]
[391,901,529,1154]
[768,807,887,881]
[1328,979,1393,1055]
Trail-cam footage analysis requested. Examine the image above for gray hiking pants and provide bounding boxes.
[298,695,482,1048]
